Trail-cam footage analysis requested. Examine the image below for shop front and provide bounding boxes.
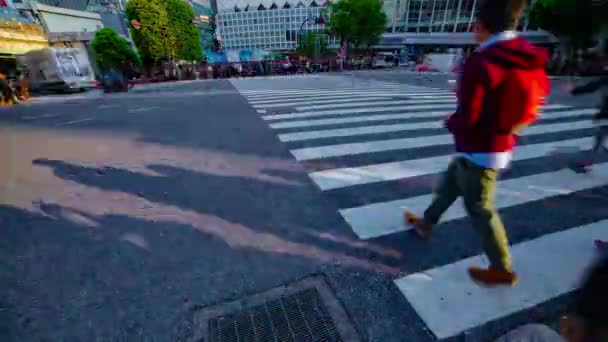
[0,18,48,75]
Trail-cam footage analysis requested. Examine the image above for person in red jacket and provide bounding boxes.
[405,0,549,286]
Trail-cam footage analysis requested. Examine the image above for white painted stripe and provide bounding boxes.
[278,109,595,142]
[263,104,568,121]
[395,219,608,339]
[311,137,592,190]
[240,87,440,95]
[291,116,591,161]
[269,108,594,130]
[295,99,456,111]
[264,104,458,120]
[248,93,454,105]
[245,91,449,101]
[252,96,401,109]
[251,95,456,108]
[243,89,438,98]
[340,162,608,240]
[55,117,95,126]
[280,121,444,142]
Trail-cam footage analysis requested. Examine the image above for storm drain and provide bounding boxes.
[192,276,360,342]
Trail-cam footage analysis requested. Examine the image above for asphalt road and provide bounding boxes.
[0,75,604,342]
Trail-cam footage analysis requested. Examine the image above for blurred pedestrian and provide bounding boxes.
[494,257,608,342]
[567,51,608,172]
[405,0,549,286]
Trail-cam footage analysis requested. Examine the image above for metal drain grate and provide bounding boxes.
[209,288,341,342]
[192,276,359,342]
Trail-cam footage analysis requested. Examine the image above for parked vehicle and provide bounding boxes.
[17,47,96,93]
[372,53,397,69]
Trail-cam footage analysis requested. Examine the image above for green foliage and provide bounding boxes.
[326,0,387,49]
[91,27,140,71]
[529,0,606,47]
[162,0,202,61]
[126,0,175,65]
[296,31,330,58]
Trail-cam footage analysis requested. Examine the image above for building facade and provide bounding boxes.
[215,0,554,52]
[216,0,337,51]
[0,0,48,73]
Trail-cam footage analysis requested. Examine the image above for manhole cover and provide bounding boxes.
[191,276,360,342]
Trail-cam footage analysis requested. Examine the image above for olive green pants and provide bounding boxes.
[423,157,512,272]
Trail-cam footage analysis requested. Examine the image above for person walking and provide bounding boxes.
[405,0,549,286]
[569,61,608,172]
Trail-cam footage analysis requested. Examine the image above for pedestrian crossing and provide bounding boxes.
[230,78,608,340]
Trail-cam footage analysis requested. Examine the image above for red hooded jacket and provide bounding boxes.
[446,37,549,153]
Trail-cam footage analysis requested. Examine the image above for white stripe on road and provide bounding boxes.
[395,219,608,339]
[269,108,593,130]
[340,162,608,240]
[251,95,456,108]
[245,91,450,101]
[291,116,593,161]
[240,87,440,95]
[278,108,595,142]
[263,104,568,121]
[248,93,454,105]
[22,113,62,120]
[311,137,592,190]
[55,117,95,126]
[310,137,593,190]
[264,104,458,121]
[295,99,456,111]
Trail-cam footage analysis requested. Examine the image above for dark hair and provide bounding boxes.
[575,258,608,336]
[477,0,527,34]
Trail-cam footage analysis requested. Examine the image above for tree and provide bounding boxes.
[529,0,608,48]
[162,0,202,61]
[91,28,140,71]
[325,0,387,54]
[126,0,175,66]
[296,31,330,58]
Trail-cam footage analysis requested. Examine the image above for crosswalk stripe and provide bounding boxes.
[240,86,441,94]
[295,99,457,111]
[249,93,455,105]
[291,118,594,161]
[395,219,608,340]
[278,109,593,142]
[264,104,458,120]
[263,104,568,121]
[269,108,596,130]
[242,89,439,97]
[340,162,608,240]
[310,137,592,190]
[250,95,456,108]
[245,91,450,101]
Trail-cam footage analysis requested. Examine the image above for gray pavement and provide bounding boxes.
[0,75,604,342]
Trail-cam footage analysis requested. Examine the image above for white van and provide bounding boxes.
[372,52,397,69]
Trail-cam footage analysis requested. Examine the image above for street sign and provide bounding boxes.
[131,19,141,30]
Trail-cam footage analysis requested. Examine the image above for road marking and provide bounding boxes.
[245,91,452,101]
[340,162,608,239]
[295,99,457,111]
[278,108,595,142]
[240,87,441,95]
[269,108,593,130]
[22,113,62,120]
[290,117,593,161]
[263,104,568,121]
[247,92,454,104]
[264,104,458,120]
[251,95,456,108]
[257,109,267,114]
[55,117,95,126]
[395,219,608,339]
[310,137,592,190]
[128,106,159,113]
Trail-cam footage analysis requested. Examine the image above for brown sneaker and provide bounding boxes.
[404,210,432,239]
[468,267,518,287]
